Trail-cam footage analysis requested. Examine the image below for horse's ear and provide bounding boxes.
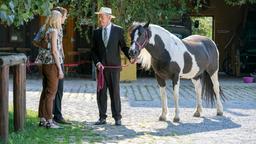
[143,20,150,28]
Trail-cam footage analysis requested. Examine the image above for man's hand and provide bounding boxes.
[130,58,137,64]
[97,63,104,70]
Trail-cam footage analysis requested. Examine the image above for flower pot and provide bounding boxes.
[243,77,254,83]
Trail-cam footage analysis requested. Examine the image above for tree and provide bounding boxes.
[55,0,195,38]
[48,0,199,41]
[225,0,256,5]
[191,17,213,39]
[0,0,197,28]
[1,0,255,33]
[0,0,54,26]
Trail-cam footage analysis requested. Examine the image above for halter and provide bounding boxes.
[134,29,149,50]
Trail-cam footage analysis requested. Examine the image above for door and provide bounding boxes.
[62,18,75,63]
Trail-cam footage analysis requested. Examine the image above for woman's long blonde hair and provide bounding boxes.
[45,10,62,30]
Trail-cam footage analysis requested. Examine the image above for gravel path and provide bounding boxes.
[9,76,256,144]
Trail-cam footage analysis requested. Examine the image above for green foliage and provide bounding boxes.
[60,0,95,32]
[1,0,256,30]
[191,17,213,39]
[225,0,256,5]
[108,0,190,29]
[0,0,55,26]
[54,0,198,41]
[8,109,103,143]
[0,0,200,34]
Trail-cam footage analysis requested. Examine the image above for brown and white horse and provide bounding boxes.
[128,22,225,122]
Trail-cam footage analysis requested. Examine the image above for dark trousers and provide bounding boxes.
[97,70,121,120]
[53,64,64,120]
[38,64,59,120]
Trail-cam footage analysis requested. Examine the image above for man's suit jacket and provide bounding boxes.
[91,24,130,71]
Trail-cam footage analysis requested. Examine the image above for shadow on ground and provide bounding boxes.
[83,115,240,142]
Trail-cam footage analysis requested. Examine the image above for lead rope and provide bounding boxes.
[97,64,129,92]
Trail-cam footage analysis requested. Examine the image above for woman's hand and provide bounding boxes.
[58,70,64,79]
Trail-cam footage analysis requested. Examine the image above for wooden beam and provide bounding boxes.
[0,53,27,67]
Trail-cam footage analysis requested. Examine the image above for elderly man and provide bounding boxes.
[91,7,131,126]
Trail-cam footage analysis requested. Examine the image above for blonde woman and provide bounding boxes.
[50,7,71,124]
[35,10,64,129]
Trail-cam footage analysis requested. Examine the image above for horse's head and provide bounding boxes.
[128,21,150,59]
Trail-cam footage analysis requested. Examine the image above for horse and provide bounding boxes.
[128,22,225,122]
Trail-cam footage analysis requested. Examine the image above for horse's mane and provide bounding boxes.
[138,49,152,70]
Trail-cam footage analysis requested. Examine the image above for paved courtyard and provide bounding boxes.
[8,75,256,144]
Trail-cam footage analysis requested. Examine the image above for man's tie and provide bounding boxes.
[103,28,108,47]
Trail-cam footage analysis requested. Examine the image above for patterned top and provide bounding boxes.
[35,28,64,64]
[58,28,64,60]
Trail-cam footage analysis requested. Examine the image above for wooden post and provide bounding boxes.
[13,63,26,131]
[0,52,26,143]
[0,65,9,144]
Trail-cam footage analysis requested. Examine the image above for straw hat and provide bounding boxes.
[95,7,116,18]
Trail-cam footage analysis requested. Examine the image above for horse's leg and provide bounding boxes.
[210,71,223,116]
[191,78,203,117]
[156,75,168,121]
[173,76,180,122]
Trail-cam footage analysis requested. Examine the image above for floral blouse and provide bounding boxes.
[35,28,64,64]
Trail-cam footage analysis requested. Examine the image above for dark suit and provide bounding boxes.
[91,24,130,121]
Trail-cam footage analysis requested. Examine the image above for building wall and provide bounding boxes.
[195,0,245,75]
[0,17,39,57]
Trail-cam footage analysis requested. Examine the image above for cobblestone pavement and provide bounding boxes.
[8,76,256,144]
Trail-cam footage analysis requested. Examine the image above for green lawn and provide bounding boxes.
[7,110,103,144]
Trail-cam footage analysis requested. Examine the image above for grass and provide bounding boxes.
[7,109,103,144]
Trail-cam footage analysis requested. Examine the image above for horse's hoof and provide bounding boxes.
[193,112,201,117]
[217,111,223,116]
[159,116,167,121]
[173,117,180,122]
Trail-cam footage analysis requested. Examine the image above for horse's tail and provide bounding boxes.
[201,71,226,106]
